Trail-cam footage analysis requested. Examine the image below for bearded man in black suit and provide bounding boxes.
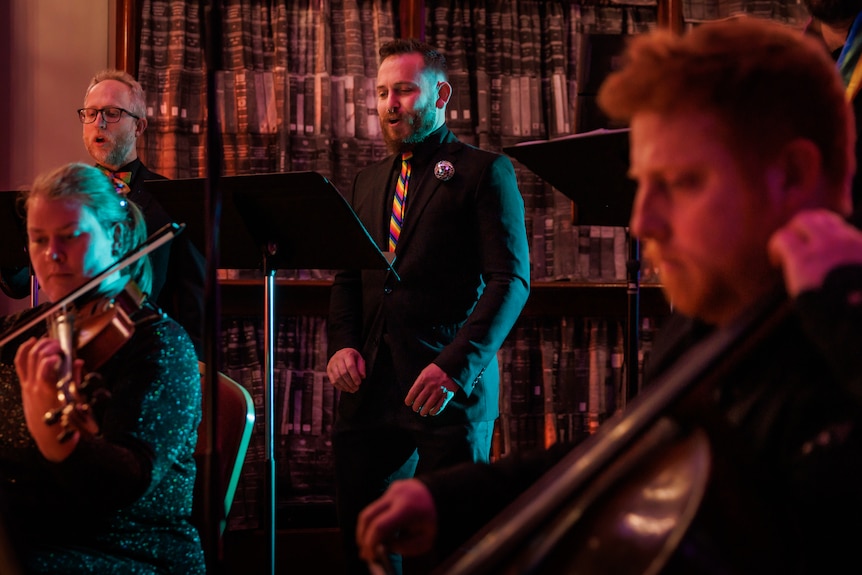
[326,39,530,575]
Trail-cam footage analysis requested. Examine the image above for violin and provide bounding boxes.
[43,281,146,442]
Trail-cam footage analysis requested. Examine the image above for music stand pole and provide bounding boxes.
[262,259,276,575]
[225,171,396,575]
[202,1,224,573]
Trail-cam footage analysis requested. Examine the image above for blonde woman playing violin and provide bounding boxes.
[0,163,204,574]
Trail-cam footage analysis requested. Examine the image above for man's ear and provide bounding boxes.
[135,116,148,138]
[765,138,822,213]
[436,81,452,108]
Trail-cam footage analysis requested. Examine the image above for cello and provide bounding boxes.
[429,291,794,575]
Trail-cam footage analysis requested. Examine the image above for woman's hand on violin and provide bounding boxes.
[14,336,80,462]
[356,478,439,566]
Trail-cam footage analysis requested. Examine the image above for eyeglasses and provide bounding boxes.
[77,107,140,124]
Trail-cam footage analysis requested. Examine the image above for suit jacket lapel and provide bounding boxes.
[396,142,465,251]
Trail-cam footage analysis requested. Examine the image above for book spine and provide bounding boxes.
[311,371,324,436]
[343,0,365,76]
[303,75,315,135]
[343,75,356,138]
[353,75,368,139]
[291,370,303,435]
[540,323,559,448]
[600,225,616,281]
[554,190,576,280]
[497,340,514,458]
[260,70,278,134]
[614,226,628,281]
[330,76,347,139]
[509,325,529,417]
[363,76,379,139]
[543,214,555,281]
[573,321,590,437]
[609,321,624,414]
[589,225,602,280]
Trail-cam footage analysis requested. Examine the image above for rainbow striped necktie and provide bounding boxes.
[389,151,413,252]
[838,12,862,102]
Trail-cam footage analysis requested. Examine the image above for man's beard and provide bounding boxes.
[804,0,862,23]
[380,105,438,154]
[86,131,136,168]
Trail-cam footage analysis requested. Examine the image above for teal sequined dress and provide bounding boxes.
[0,301,205,574]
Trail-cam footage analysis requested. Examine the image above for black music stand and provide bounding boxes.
[504,129,642,401]
[148,171,395,573]
[0,191,38,307]
[504,128,633,226]
[0,191,27,268]
[142,178,260,270]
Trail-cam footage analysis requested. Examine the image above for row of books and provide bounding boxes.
[137,63,572,169]
[220,315,337,530]
[137,1,662,180]
[133,3,664,303]
[136,0,662,135]
[496,315,660,456]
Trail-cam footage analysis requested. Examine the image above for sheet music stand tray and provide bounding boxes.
[148,171,395,571]
[504,129,643,401]
[504,128,633,226]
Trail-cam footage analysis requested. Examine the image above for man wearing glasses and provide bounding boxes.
[78,69,205,357]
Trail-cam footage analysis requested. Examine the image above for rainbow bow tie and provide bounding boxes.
[97,166,133,195]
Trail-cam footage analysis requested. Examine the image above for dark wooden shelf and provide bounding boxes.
[218,278,671,319]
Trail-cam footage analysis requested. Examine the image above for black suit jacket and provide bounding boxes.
[122,160,206,358]
[328,127,530,425]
